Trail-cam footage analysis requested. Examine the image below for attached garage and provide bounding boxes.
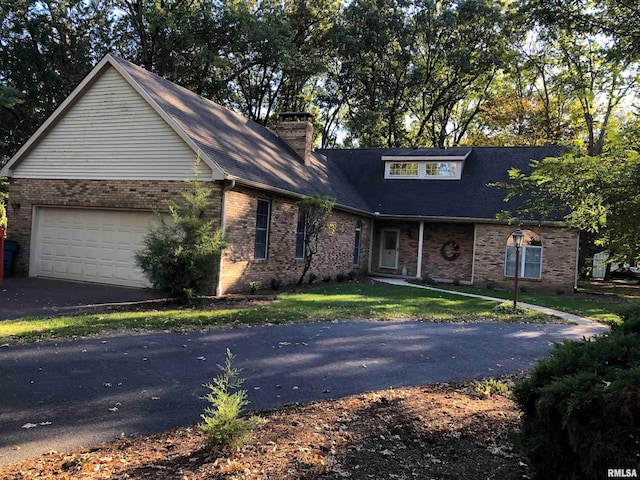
[31,208,155,288]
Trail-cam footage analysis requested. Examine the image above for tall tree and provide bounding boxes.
[331,0,414,147]
[521,0,640,156]
[407,0,508,147]
[0,0,111,159]
[111,0,227,100]
[523,0,640,62]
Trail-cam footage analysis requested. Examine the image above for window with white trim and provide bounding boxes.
[295,208,306,259]
[388,162,419,177]
[254,199,270,260]
[353,220,362,266]
[425,162,457,177]
[504,230,543,279]
[383,160,463,179]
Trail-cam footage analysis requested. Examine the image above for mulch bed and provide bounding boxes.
[0,374,532,479]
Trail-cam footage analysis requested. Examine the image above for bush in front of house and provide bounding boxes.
[336,272,346,282]
[135,171,225,305]
[421,275,437,285]
[249,280,261,295]
[512,305,640,480]
[269,277,281,291]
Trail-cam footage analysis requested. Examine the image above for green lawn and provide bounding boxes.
[1,283,564,344]
[433,283,637,325]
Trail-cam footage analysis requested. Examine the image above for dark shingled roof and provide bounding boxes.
[112,56,370,213]
[113,57,563,221]
[320,146,565,220]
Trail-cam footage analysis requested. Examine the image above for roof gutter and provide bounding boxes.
[227,176,374,218]
[373,213,569,227]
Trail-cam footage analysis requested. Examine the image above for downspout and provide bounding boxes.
[471,224,477,285]
[216,179,236,296]
[368,218,375,274]
[416,221,424,278]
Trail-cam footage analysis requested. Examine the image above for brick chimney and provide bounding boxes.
[275,112,314,165]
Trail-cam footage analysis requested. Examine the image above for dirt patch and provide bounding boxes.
[0,375,531,479]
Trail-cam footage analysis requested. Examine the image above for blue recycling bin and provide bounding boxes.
[3,240,19,278]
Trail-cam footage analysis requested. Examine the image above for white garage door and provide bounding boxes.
[33,208,156,288]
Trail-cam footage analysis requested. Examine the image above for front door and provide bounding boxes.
[379,229,399,269]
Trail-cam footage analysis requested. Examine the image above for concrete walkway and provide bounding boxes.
[374,277,607,328]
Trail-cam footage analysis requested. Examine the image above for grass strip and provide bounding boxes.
[1,283,560,343]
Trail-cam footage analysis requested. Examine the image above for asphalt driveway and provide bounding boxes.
[0,278,161,320]
[0,319,607,466]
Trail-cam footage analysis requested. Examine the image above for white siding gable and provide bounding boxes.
[11,67,213,180]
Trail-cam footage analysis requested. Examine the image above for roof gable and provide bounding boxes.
[110,57,371,212]
[0,55,224,180]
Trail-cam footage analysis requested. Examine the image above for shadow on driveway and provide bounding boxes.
[0,278,162,320]
[0,319,608,466]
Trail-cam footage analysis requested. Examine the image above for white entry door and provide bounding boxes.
[379,229,399,269]
[32,207,155,288]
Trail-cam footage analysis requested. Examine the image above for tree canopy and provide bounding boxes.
[2,0,639,159]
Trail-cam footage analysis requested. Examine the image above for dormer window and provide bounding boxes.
[382,151,470,180]
[425,162,457,177]
[388,162,419,177]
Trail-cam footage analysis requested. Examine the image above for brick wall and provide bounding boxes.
[422,223,474,281]
[220,187,371,293]
[473,223,578,292]
[370,220,577,292]
[6,178,222,277]
[370,221,474,281]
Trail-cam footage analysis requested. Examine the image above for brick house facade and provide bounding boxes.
[220,186,370,293]
[6,178,214,279]
[1,55,579,294]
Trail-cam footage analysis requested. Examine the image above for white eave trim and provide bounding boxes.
[0,54,227,181]
[373,213,569,227]
[381,151,472,162]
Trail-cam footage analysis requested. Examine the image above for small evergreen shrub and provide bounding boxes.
[135,170,225,306]
[513,304,640,479]
[452,278,460,286]
[249,280,261,295]
[308,272,318,284]
[336,272,346,282]
[269,277,281,291]
[348,269,358,280]
[200,349,255,451]
[322,275,332,283]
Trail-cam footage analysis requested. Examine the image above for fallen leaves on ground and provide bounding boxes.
[0,374,531,479]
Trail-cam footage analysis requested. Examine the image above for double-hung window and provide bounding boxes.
[254,199,270,260]
[295,208,306,259]
[504,230,543,280]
